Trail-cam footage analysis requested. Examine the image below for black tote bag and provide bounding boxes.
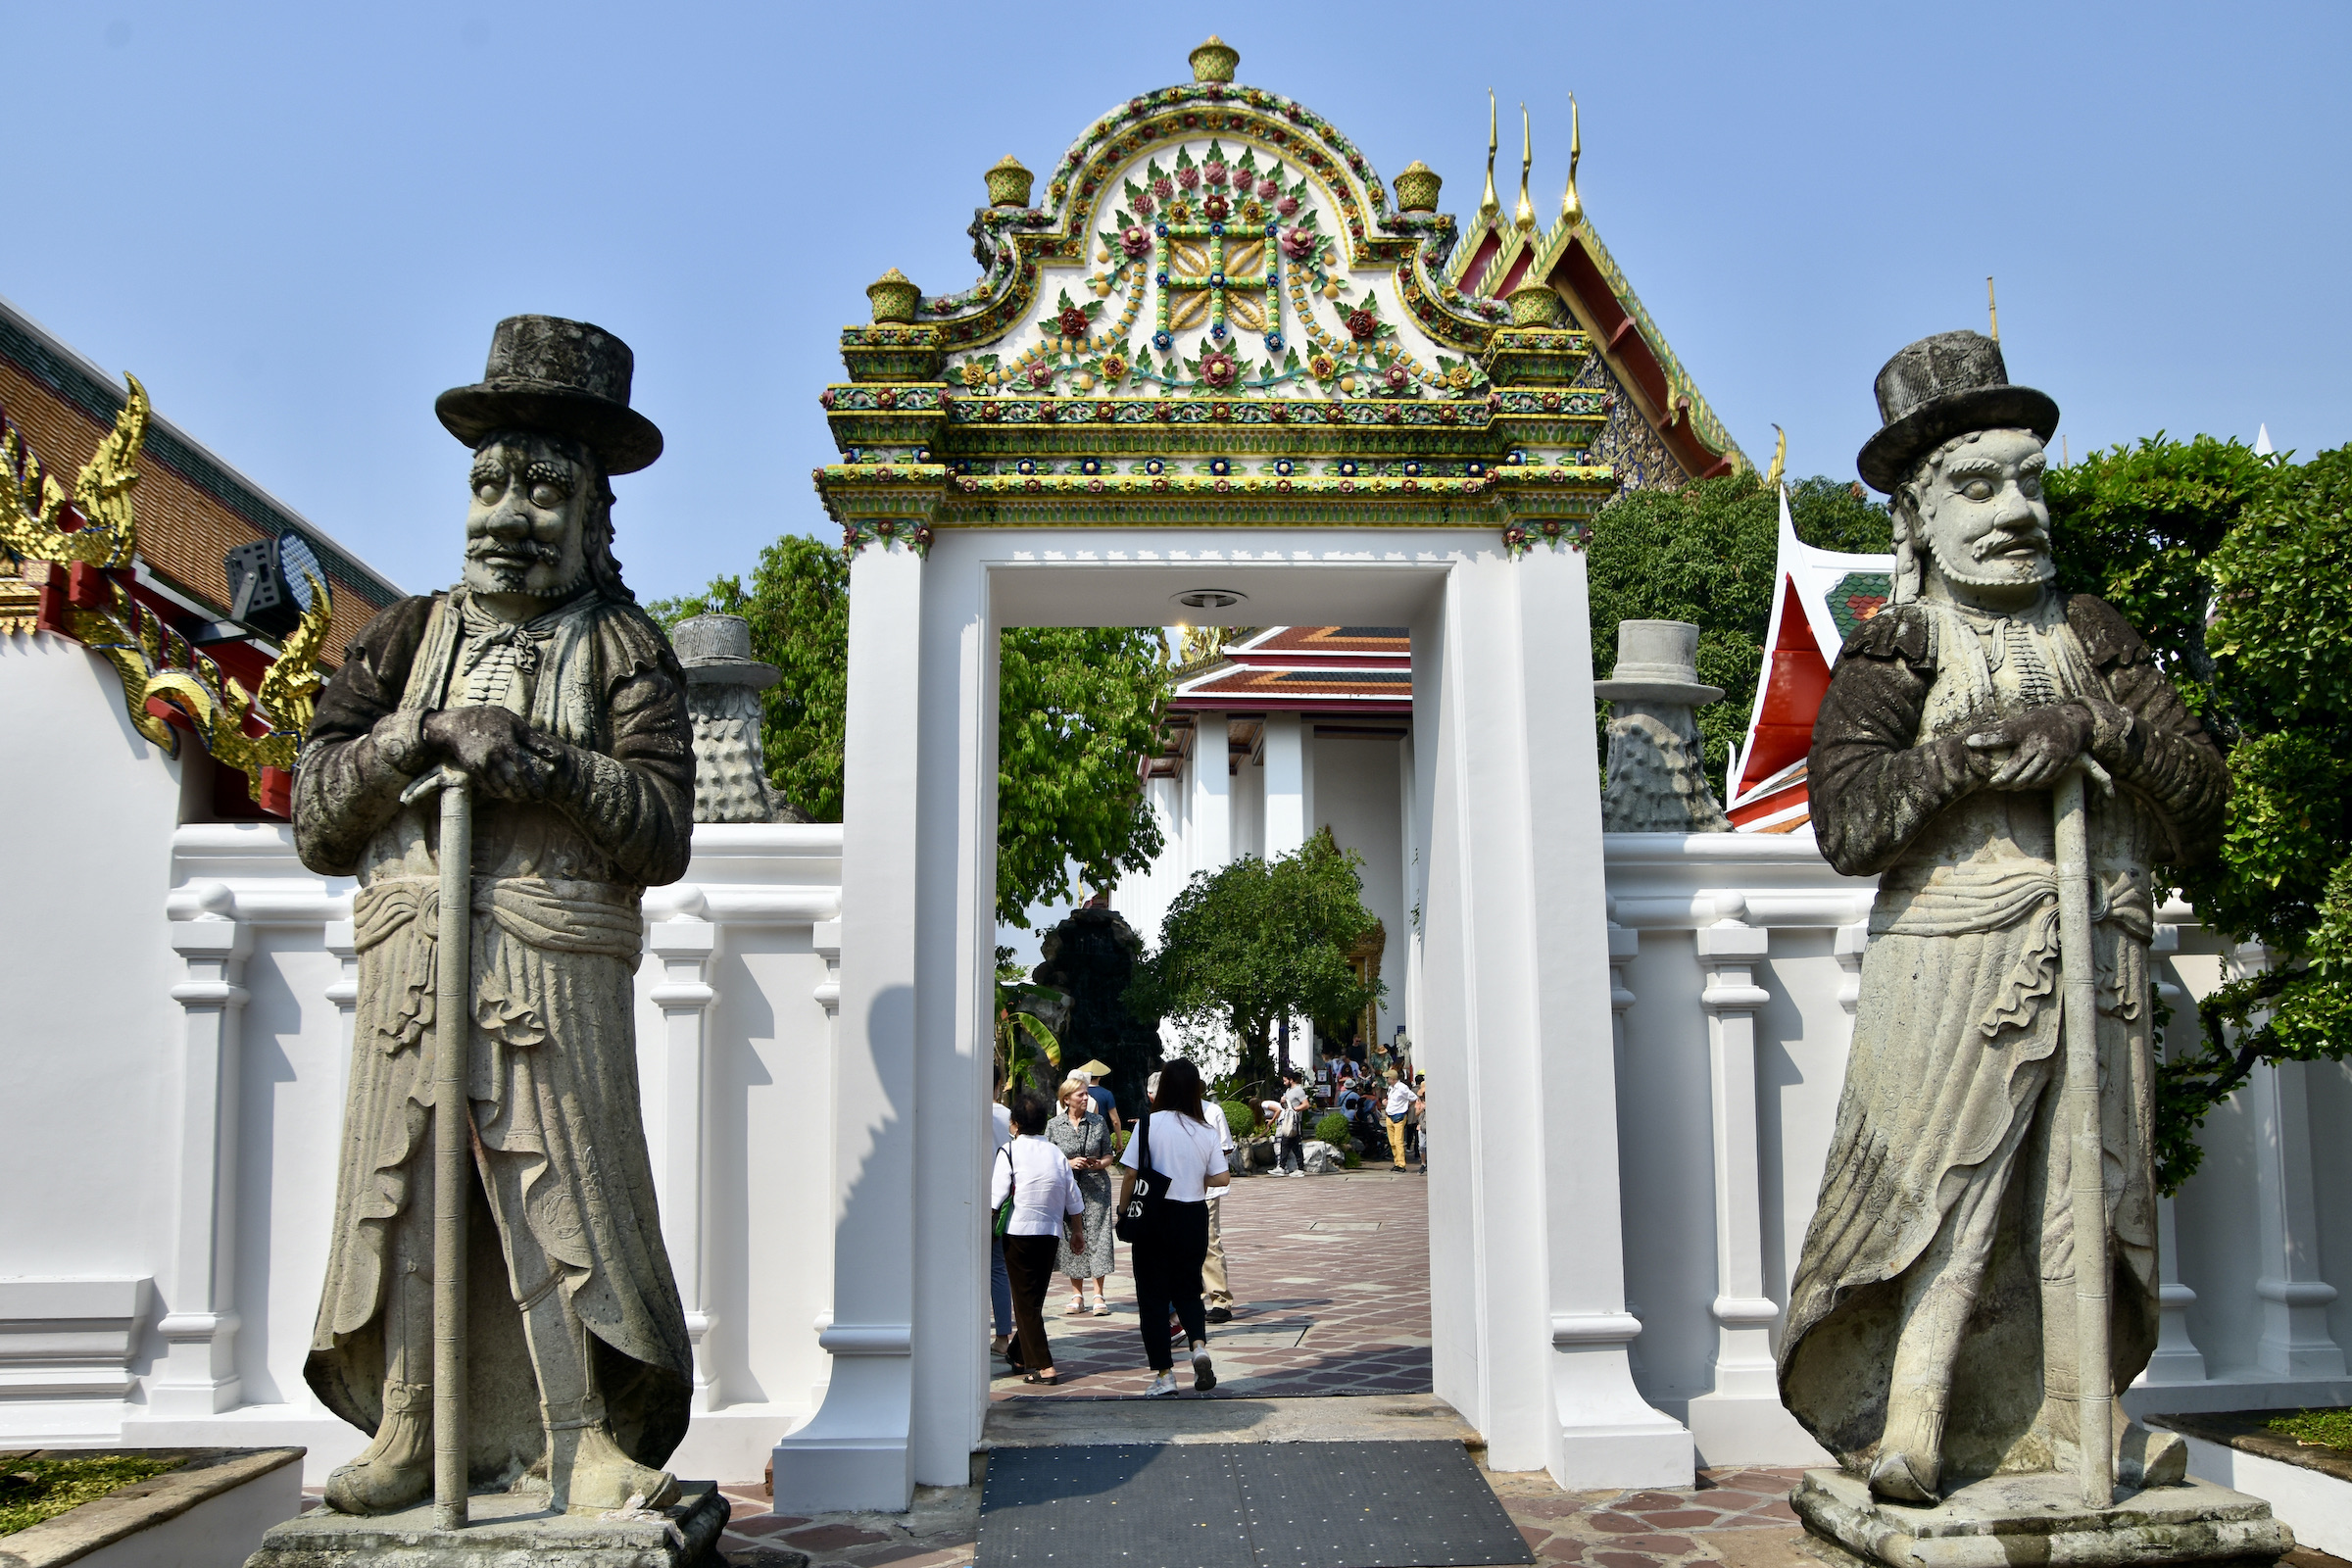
[1114,1111,1165,1245]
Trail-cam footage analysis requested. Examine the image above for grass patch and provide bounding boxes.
[0,1453,184,1536]
[2267,1409,2352,1452]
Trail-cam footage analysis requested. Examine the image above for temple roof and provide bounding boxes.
[1727,490,1893,832]
[1167,625,1412,716]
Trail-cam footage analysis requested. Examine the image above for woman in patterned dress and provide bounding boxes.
[1047,1075,1116,1315]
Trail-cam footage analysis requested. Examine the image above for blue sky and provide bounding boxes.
[12,2,2346,600]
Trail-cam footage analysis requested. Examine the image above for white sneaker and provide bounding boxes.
[1193,1347,1216,1392]
[1146,1371,1181,1397]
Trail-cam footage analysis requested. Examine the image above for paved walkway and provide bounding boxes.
[996,1164,1432,1399]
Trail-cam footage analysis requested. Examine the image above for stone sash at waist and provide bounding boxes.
[353,875,644,960]
[1873,860,2153,944]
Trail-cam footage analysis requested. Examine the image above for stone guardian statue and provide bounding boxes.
[291,317,695,1516]
[1781,333,2230,1508]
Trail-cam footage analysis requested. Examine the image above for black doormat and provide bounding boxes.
[978,1441,1531,1568]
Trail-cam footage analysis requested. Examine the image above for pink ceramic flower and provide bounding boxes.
[1204,161,1229,187]
[1026,364,1054,388]
[1175,166,1200,191]
[1275,194,1299,218]
[1256,178,1280,199]
[1202,193,1229,220]
[1133,191,1155,219]
[1121,225,1152,259]
[1152,175,1174,200]
[1200,353,1237,388]
[1279,225,1315,261]
[1385,364,1409,391]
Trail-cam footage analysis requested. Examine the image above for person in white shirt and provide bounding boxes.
[989,1098,1014,1357]
[991,1092,1087,1385]
[1115,1058,1230,1397]
[1276,1070,1309,1177]
[1381,1067,1417,1172]
[1200,1096,1239,1323]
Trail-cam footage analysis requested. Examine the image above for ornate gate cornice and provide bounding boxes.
[814,38,1621,559]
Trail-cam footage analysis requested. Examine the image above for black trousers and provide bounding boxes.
[1131,1200,1210,1371]
[1276,1134,1303,1172]
[1003,1233,1062,1373]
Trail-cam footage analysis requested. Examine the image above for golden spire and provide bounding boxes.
[1477,89,1499,226]
[1559,93,1583,227]
[1764,423,1787,491]
[1986,275,2000,342]
[1512,102,1535,231]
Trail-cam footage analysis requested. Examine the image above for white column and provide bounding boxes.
[150,891,248,1416]
[771,543,924,1512]
[1421,545,1689,1490]
[2235,940,2346,1378]
[2137,923,2206,1385]
[1191,711,1232,872]
[649,899,720,1412]
[1263,712,1305,858]
[1688,900,1784,1443]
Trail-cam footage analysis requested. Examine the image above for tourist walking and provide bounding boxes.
[1275,1070,1309,1177]
[1075,1059,1124,1135]
[992,1092,1087,1385]
[1048,1075,1116,1316]
[1117,1058,1230,1397]
[1200,1095,1239,1323]
[1382,1067,1415,1171]
[990,1096,1014,1357]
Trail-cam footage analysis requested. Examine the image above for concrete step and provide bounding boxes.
[980,1393,1480,1451]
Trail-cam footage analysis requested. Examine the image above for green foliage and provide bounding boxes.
[1128,829,1384,1091]
[0,1453,182,1536]
[1587,473,1887,781]
[2046,434,2278,729]
[646,534,850,821]
[653,541,1172,927]
[997,627,1172,927]
[1220,1099,1259,1136]
[2047,439,2352,1192]
[1312,1110,1351,1147]
[2267,1408,2352,1453]
[995,980,1064,1098]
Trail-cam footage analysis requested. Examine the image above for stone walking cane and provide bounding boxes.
[2054,760,2113,1508]
[402,765,473,1529]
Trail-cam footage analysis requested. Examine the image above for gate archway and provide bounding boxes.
[771,37,1699,1510]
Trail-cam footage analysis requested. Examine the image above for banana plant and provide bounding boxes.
[995,979,1066,1098]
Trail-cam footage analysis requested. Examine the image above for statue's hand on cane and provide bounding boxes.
[1964,702,2116,794]
[422,707,564,800]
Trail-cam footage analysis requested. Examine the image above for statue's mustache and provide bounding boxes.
[468,536,563,564]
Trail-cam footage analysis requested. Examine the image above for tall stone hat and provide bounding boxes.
[435,315,664,474]
[1855,329,2058,494]
[1593,619,1722,706]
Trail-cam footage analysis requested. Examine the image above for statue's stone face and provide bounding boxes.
[463,434,590,602]
[1905,427,2053,606]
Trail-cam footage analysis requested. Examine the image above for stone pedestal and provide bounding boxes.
[242,1483,730,1567]
[1791,1469,2291,1568]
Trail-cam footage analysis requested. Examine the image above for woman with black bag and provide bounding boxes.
[1114,1058,1231,1397]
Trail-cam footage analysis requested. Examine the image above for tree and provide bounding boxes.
[2090,443,2352,1191]
[996,627,1170,928]
[1586,472,1887,782]
[646,534,850,820]
[1126,829,1383,1092]
[652,539,1173,927]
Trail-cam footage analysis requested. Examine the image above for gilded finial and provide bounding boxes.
[1986,275,2000,343]
[986,155,1035,209]
[1189,34,1239,83]
[1764,424,1786,491]
[1559,93,1582,228]
[866,268,921,325]
[1478,89,1499,226]
[1513,102,1535,231]
[1395,160,1443,213]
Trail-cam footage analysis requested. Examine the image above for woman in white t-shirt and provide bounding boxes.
[1115,1058,1231,1397]
[991,1092,1087,1385]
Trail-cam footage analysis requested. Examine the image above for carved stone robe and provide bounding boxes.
[1781,591,2228,1480]
[292,587,695,1478]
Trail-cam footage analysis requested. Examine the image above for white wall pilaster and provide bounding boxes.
[771,544,925,1511]
[2139,924,2205,1385]
[649,906,720,1411]
[1262,712,1305,858]
[2233,942,2347,1379]
[150,896,249,1417]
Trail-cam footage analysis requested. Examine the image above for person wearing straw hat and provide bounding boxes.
[293,316,694,1516]
[1075,1059,1123,1135]
[1778,331,2228,1504]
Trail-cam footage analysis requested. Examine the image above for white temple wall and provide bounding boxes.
[1311,732,1406,1044]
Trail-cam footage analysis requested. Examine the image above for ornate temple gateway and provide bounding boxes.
[813,36,1740,563]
